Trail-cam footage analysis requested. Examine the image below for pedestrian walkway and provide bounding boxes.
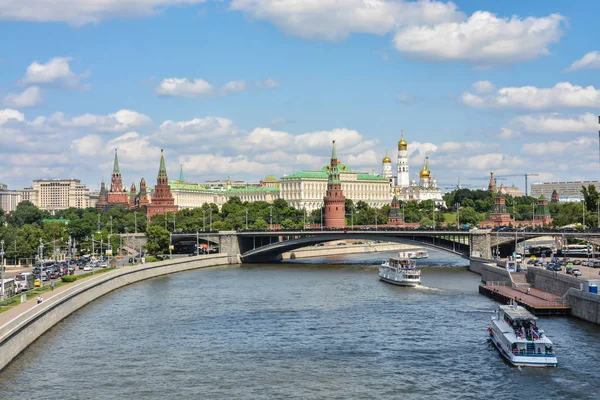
[0,272,115,329]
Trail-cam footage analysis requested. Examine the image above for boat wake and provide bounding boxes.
[413,285,444,292]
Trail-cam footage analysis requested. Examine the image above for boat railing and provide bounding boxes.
[512,351,555,357]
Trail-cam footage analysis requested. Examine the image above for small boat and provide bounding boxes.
[379,254,421,287]
[489,302,557,367]
[398,250,429,259]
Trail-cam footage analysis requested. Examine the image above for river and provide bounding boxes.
[1,250,599,399]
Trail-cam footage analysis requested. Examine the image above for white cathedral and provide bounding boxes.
[381,131,446,207]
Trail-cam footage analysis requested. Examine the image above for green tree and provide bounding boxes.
[457,206,483,226]
[251,219,269,230]
[581,184,600,212]
[16,224,44,259]
[145,225,171,254]
[6,201,46,227]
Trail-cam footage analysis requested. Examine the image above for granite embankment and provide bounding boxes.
[0,254,230,371]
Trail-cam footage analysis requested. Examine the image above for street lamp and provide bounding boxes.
[196,230,199,255]
[456,203,461,229]
[110,216,113,236]
[0,240,5,299]
[134,211,138,234]
[402,203,405,227]
[97,213,101,233]
[269,206,273,230]
[245,209,249,230]
[209,208,213,231]
[582,202,586,229]
[320,207,323,231]
[38,238,44,288]
[202,210,206,232]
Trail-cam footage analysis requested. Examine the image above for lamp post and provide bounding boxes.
[124,228,128,260]
[38,238,44,288]
[245,209,248,230]
[0,240,5,299]
[351,205,354,230]
[134,211,138,234]
[583,202,586,229]
[456,203,460,229]
[173,212,176,232]
[196,230,199,255]
[269,206,273,230]
[532,203,535,226]
[402,203,405,227]
[110,216,113,236]
[209,208,212,231]
[375,210,378,231]
[320,207,323,231]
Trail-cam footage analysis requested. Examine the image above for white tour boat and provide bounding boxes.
[488,302,557,367]
[398,250,429,259]
[379,254,421,287]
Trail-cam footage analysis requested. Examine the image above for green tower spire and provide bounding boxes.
[158,149,168,178]
[179,164,184,182]
[113,149,120,175]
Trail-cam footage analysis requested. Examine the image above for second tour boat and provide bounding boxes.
[379,254,421,287]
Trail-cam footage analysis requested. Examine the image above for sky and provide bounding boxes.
[1,0,599,192]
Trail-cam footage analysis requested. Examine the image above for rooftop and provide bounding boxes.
[500,305,538,321]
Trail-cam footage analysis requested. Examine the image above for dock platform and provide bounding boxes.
[479,284,570,315]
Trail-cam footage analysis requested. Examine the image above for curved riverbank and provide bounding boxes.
[0,253,230,371]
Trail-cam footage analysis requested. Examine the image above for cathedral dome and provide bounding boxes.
[419,158,430,178]
[382,150,391,163]
[398,134,407,151]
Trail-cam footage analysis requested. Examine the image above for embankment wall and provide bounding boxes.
[0,254,230,372]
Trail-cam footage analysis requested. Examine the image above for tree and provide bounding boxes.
[145,225,171,254]
[581,184,599,212]
[6,201,46,227]
[16,224,44,259]
[457,206,483,226]
[251,219,269,230]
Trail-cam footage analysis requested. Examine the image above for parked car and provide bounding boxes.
[571,268,582,277]
[99,262,108,268]
[83,265,92,271]
[47,271,59,279]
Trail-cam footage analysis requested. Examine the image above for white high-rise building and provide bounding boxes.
[24,179,90,214]
[396,132,409,188]
[0,184,22,213]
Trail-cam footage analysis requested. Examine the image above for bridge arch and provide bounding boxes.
[239,233,469,263]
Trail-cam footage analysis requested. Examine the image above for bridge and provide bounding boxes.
[168,229,600,263]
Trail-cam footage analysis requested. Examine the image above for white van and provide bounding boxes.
[515,254,523,263]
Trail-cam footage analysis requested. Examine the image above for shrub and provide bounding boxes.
[61,275,78,283]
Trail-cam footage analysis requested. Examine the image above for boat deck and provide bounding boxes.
[479,285,570,315]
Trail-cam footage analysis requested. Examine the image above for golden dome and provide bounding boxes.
[419,158,430,178]
[398,131,407,151]
[382,150,391,163]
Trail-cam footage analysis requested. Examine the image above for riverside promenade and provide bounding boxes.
[0,253,231,371]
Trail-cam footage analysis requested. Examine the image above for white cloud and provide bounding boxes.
[33,109,152,133]
[0,109,25,125]
[230,0,463,41]
[4,86,43,108]
[471,80,495,94]
[71,134,104,156]
[512,113,598,134]
[246,127,293,151]
[566,51,600,72]
[21,57,88,87]
[522,136,597,157]
[497,128,521,139]
[156,117,239,146]
[182,154,281,176]
[394,11,564,66]
[155,77,277,97]
[396,92,418,104]
[222,80,248,94]
[155,78,213,97]
[256,77,279,88]
[462,81,600,110]
[0,0,206,25]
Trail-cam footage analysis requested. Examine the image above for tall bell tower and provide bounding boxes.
[397,130,409,188]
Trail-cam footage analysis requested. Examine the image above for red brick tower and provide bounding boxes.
[129,180,137,209]
[551,189,560,204]
[387,195,404,226]
[138,177,150,208]
[488,171,496,192]
[146,149,178,220]
[323,140,346,228]
[534,195,552,225]
[96,178,108,211]
[488,194,513,226]
[107,149,129,206]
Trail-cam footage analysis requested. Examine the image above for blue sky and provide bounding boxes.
[1,0,599,192]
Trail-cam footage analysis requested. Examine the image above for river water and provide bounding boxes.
[1,250,599,399]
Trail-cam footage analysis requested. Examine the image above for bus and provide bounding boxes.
[15,272,35,292]
[563,244,591,256]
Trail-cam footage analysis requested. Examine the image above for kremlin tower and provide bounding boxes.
[146,149,178,220]
[107,149,129,207]
[396,131,409,188]
[323,140,346,228]
[488,172,497,192]
[387,195,404,226]
[129,181,137,209]
[138,177,150,208]
[534,195,552,225]
[96,178,108,211]
[382,150,393,181]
